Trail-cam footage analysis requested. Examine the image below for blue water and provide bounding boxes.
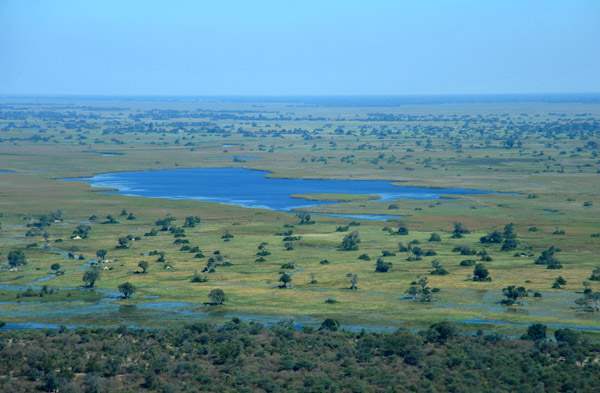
[62,168,504,214]
[0,170,14,173]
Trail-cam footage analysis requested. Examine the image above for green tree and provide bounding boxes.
[554,328,580,345]
[50,263,61,272]
[552,276,567,289]
[535,246,562,269]
[589,267,600,281]
[522,323,547,341]
[208,289,227,305]
[296,213,313,225]
[72,224,91,239]
[430,259,449,275]
[183,216,201,228]
[118,282,136,299]
[427,321,457,343]
[503,223,517,240]
[7,250,26,266]
[375,258,392,272]
[221,230,234,240]
[279,272,292,288]
[103,215,118,224]
[394,222,409,235]
[340,231,360,251]
[501,238,519,251]
[117,236,131,249]
[96,249,107,260]
[428,233,441,242]
[410,246,424,260]
[82,269,100,288]
[406,277,434,302]
[480,231,503,244]
[320,318,340,331]
[575,287,600,312]
[451,222,470,239]
[138,260,149,274]
[501,285,528,305]
[473,263,491,281]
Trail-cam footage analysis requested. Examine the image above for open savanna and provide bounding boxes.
[0,96,598,334]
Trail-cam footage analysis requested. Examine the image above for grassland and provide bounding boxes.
[0,96,599,335]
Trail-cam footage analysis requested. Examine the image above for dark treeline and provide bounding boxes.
[1,321,599,393]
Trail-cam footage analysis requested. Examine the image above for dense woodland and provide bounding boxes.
[1,320,599,393]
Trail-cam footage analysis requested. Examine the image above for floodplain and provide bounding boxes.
[0,95,599,337]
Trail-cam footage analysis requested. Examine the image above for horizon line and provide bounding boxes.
[1,92,600,97]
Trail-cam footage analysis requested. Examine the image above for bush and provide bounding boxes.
[7,250,26,266]
[480,231,503,244]
[522,323,546,341]
[554,328,580,345]
[428,233,441,242]
[472,264,491,281]
[208,289,227,305]
[320,318,340,331]
[340,231,360,251]
[501,239,519,251]
[191,272,208,283]
[426,321,457,343]
[375,258,392,273]
[452,246,477,255]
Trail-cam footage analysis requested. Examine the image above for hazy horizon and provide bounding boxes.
[1,0,599,96]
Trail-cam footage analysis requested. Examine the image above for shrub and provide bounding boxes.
[522,324,546,341]
[428,233,441,242]
[320,318,340,331]
[472,264,491,281]
[340,231,360,251]
[375,258,392,273]
[208,289,227,305]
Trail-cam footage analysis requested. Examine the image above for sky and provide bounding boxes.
[1,0,599,95]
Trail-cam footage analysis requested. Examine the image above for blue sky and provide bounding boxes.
[1,0,598,95]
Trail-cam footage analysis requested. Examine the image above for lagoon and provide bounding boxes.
[63,168,502,218]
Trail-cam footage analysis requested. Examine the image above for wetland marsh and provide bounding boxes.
[0,95,599,337]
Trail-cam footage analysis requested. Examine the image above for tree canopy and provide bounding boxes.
[8,250,26,266]
[83,269,100,288]
[118,282,136,299]
[208,289,227,305]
